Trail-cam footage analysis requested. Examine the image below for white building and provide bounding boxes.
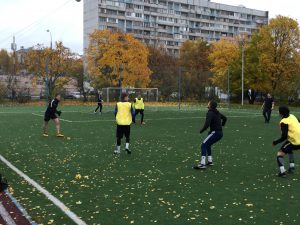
[84,0,268,55]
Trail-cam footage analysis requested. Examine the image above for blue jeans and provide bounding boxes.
[201,131,223,156]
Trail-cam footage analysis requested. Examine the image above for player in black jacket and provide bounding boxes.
[43,94,64,137]
[194,100,227,169]
[94,91,103,114]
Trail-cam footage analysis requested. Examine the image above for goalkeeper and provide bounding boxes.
[43,94,64,137]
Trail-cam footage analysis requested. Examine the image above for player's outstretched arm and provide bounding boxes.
[273,123,288,145]
[220,113,227,126]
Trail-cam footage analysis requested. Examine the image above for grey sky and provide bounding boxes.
[0,0,82,53]
[0,0,299,54]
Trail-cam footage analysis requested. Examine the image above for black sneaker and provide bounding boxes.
[125,149,131,154]
[278,172,287,177]
[193,164,206,170]
[288,167,295,174]
[207,161,214,166]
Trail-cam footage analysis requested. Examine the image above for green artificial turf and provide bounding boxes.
[0,104,299,225]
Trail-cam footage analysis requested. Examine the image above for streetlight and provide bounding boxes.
[239,32,247,106]
[45,29,52,102]
[46,29,52,49]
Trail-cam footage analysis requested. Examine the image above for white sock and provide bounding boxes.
[200,156,206,165]
[280,166,286,173]
[290,163,295,168]
[125,143,129,149]
[208,156,213,162]
[116,146,121,153]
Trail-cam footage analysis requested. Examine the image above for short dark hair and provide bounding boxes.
[209,100,217,109]
[55,93,61,97]
[279,106,290,117]
[121,93,128,100]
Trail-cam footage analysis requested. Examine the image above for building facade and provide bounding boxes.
[84,0,268,55]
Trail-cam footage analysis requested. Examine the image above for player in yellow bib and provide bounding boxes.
[134,93,145,125]
[273,106,300,177]
[114,93,135,154]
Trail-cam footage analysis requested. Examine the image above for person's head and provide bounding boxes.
[55,93,61,101]
[137,93,141,98]
[208,100,217,110]
[267,93,272,98]
[121,93,129,102]
[279,106,290,118]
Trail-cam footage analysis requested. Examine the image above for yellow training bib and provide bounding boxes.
[116,102,132,125]
[134,98,144,110]
[280,114,300,145]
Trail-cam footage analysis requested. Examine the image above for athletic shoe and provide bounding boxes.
[278,172,287,177]
[125,149,131,154]
[43,133,49,137]
[193,164,206,170]
[114,150,120,154]
[141,122,146,125]
[288,167,295,174]
[56,133,64,138]
[207,161,214,166]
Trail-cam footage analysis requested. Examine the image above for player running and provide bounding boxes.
[43,94,64,137]
[273,106,300,177]
[262,93,274,123]
[94,91,103,114]
[134,93,145,125]
[114,93,135,154]
[193,100,227,170]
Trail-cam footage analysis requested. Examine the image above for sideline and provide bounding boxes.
[0,155,87,225]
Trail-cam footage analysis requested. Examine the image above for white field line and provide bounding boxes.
[0,202,17,225]
[31,113,73,123]
[70,115,262,123]
[0,155,87,225]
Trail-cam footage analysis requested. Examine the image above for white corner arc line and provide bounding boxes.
[0,203,17,225]
[0,155,87,225]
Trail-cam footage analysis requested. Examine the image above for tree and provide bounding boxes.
[0,49,12,74]
[208,38,241,95]
[179,40,211,100]
[254,16,300,96]
[26,41,75,98]
[86,30,151,89]
[148,46,178,100]
[69,56,87,100]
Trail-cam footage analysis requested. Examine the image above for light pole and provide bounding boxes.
[45,29,52,102]
[227,67,230,109]
[119,64,123,101]
[46,29,52,49]
[178,67,182,110]
[241,42,245,106]
[239,33,246,106]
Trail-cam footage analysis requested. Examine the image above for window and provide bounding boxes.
[108,18,117,23]
[99,17,107,22]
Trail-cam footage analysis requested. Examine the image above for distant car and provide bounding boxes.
[71,91,82,99]
[64,94,76,100]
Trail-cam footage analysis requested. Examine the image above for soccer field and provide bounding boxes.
[0,104,299,225]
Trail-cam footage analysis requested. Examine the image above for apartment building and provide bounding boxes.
[84,0,268,55]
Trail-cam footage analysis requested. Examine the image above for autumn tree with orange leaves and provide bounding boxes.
[26,41,76,98]
[86,30,151,89]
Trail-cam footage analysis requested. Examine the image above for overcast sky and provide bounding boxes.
[0,0,299,54]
